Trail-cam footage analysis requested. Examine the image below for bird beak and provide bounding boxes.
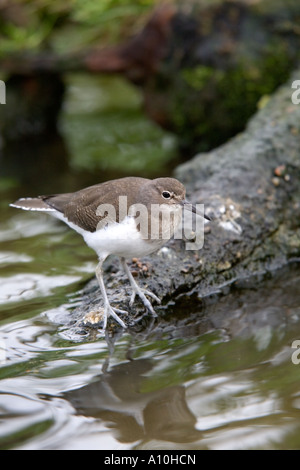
[181,199,211,221]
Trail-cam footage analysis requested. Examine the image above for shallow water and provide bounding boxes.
[1,197,300,449]
[1,75,300,450]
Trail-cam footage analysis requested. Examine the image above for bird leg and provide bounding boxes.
[120,257,160,316]
[92,259,127,329]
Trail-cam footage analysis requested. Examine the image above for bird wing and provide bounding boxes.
[42,177,148,232]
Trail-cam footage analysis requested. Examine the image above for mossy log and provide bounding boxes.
[67,70,300,334]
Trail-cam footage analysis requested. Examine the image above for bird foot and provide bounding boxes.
[130,287,160,316]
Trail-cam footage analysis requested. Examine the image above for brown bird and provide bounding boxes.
[11,177,209,329]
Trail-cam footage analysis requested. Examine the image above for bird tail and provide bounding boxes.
[10,197,55,212]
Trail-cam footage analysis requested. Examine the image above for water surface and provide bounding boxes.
[1,198,300,449]
[1,75,300,450]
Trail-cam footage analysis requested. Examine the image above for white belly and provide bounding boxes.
[50,207,182,260]
[52,211,164,259]
[84,216,165,259]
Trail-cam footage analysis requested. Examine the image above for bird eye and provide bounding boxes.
[162,191,171,199]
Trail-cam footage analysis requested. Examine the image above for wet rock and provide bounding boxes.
[72,71,300,330]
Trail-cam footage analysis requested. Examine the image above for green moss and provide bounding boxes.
[60,74,177,176]
[163,39,295,152]
[181,66,216,91]
[0,0,158,56]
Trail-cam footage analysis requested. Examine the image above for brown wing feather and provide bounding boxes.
[42,177,148,232]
